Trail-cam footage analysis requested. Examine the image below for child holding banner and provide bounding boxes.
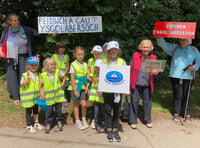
[68,46,89,130]
[88,45,105,133]
[156,37,200,122]
[100,41,126,142]
[129,39,158,129]
[52,42,70,107]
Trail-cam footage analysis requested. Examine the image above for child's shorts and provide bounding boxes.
[71,90,87,101]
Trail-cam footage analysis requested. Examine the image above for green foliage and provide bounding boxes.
[1,0,200,78]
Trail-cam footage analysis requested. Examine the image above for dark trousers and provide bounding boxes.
[129,86,152,124]
[103,93,121,130]
[94,102,104,127]
[26,104,38,126]
[7,54,27,99]
[170,77,193,116]
[45,103,62,125]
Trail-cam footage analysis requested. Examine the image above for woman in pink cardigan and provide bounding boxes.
[129,39,158,129]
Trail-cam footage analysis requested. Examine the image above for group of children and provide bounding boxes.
[19,39,156,142]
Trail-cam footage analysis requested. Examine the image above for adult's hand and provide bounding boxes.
[14,100,20,106]
[0,49,5,57]
[188,65,195,71]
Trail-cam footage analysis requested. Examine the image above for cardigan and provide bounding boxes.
[130,51,157,92]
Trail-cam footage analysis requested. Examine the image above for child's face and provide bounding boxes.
[141,42,151,57]
[48,61,56,73]
[108,48,119,61]
[28,64,39,73]
[58,48,65,54]
[93,51,102,60]
[75,49,84,62]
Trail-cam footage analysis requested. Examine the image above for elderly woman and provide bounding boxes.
[156,37,200,122]
[0,14,39,105]
[129,39,158,129]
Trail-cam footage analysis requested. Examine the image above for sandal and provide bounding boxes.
[185,115,191,123]
[146,123,153,128]
[173,114,179,122]
[130,124,137,129]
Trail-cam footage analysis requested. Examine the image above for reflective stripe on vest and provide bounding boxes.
[53,54,69,80]
[20,72,40,108]
[89,82,104,103]
[41,69,66,106]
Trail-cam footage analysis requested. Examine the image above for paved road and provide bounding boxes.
[0,118,200,148]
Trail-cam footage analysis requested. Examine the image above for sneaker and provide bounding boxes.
[26,126,36,133]
[82,120,89,129]
[96,126,105,133]
[45,124,51,133]
[106,131,113,142]
[34,122,43,130]
[113,131,121,142]
[58,121,63,131]
[75,122,85,130]
[91,119,95,129]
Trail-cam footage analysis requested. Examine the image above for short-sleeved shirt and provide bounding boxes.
[40,70,64,83]
[20,71,37,84]
[69,60,85,74]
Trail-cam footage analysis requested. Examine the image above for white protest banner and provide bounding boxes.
[38,16,102,34]
[98,64,130,94]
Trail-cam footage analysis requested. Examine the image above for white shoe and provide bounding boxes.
[75,122,85,130]
[26,126,36,133]
[34,123,43,130]
[82,120,89,129]
[91,119,95,129]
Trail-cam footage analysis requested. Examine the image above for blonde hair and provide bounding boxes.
[42,57,56,72]
[138,39,154,51]
[73,46,85,59]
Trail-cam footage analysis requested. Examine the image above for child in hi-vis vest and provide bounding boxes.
[52,42,70,107]
[20,55,43,133]
[40,58,66,133]
[88,45,104,133]
[68,46,89,130]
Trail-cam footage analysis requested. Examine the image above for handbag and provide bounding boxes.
[1,40,7,59]
[120,95,130,122]
[1,28,9,59]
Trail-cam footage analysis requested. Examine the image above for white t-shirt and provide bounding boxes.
[20,71,37,84]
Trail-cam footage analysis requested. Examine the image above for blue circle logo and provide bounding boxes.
[105,71,123,84]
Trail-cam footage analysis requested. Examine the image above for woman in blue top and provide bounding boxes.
[156,37,200,122]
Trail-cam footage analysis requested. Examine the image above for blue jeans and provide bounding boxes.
[94,102,104,127]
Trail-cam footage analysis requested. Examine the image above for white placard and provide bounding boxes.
[38,16,102,34]
[98,64,130,94]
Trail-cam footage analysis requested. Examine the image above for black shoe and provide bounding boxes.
[45,124,50,133]
[106,131,113,142]
[58,121,63,131]
[113,131,121,142]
